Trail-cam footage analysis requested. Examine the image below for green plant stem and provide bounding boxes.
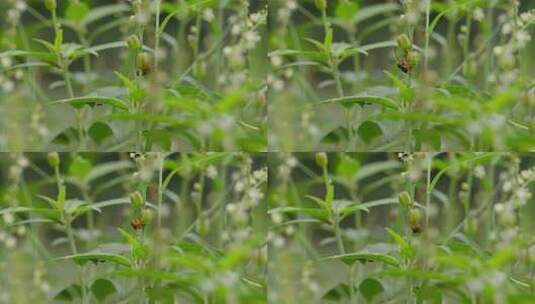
[424,0,431,72]
[81,188,95,243]
[65,220,78,254]
[348,264,355,302]
[425,154,432,226]
[344,108,353,150]
[333,218,346,254]
[157,153,164,228]
[321,8,329,41]
[193,14,202,62]
[154,0,161,73]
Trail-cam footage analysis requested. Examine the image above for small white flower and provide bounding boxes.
[15,0,27,11]
[271,212,283,224]
[502,181,512,192]
[17,156,29,168]
[202,9,215,22]
[234,181,245,192]
[2,212,14,225]
[474,165,485,179]
[5,236,17,249]
[16,226,26,236]
[206,165,218,179]
[474,8,484,22]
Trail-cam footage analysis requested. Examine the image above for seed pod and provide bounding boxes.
[464,217,477,235]
[197,216,210,236]
[408,208,422,234]
[463,59,477,78]
[397,34,412,51]
[137,52,152,76]
[140,209,154,225]
[315,0,327,11]
[131,217,144,230]
[47,152,60,168]
[315,152,328,168]
[398,191,413,209]
[130,191,144,208]
[406,51,420,67]
[194,62,206,79]
[45,0,57,11]
[127,35,141,51]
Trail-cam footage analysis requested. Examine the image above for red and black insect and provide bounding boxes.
[398,58,412,74]
[131,217,144,230]
[396,55,413,74]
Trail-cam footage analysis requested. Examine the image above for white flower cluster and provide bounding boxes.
[492,5,535,86]
[276,0,298,22]
[399,152,426,182]
[129,0,151,27]
[0,31,25,93]
[5,0,26,26]
[32,261,51,295]
[493,158,535,246]
[130,152,162,183]
[219,6,267,90]
[399,0,429,26]
[223,156,266,248]
[278,155,297,179]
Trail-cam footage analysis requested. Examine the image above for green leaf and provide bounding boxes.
[385,228,416,260]
[320,95,398,110]
[321,126,350,144]
[324,28,333,49]
[66,2,90,21]
[115,71,145,103]
[341,198,398,219]
[355,160,401,181]
[98,113,189,128]
[54,29,64,51]
[82,4,130,26]
[375,111,462,125]
[379,269,457,283]
[322,283,351,301]
[54,284,82,301]
[359,278,384,301]
[415,285,443,304]
[321,252,400,267]
[147,286,175,304]
[336,155,360,179]
[0,207,61,223]
[269,49,328,64]
[86,161,133,183]
[508,294,535,304]
[144,129,172,150]
[414,129,442,150]
[50,96,129,111]
[336,1,359,22]
[88,122,113,144]
[268,207,330,223]
[55,253,131,267]
[352,3,399,24]
[118,228,149,261]
[357,121,383,143]
[384,71,415,102]
[91,198,130,210]
[110,269,194,284]
[172,240,222,261]
[91,279,117,301]
[52,127,80,145]
[69,156,93,181]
